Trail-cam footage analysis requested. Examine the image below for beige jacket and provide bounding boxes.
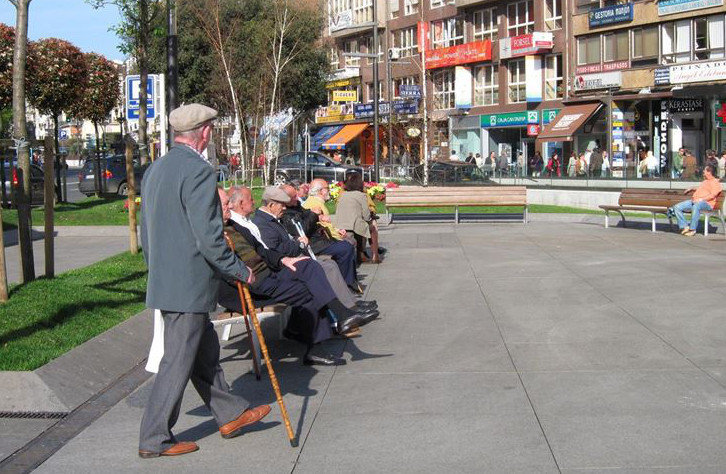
[332,190,371,238]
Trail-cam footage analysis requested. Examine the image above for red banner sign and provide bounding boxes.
[499,32,554,59]
[417,21,428,54]
[575,60,630,75]
[425,40,492,69]
[527,124,541,136]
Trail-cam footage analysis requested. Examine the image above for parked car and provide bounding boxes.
[414,160,482,184]
[274,151,370,184]
[78,155,147,196]
[1,162,48,206]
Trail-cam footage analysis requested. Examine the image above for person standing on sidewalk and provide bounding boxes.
[672,163,722,237]
[138,104,270,458]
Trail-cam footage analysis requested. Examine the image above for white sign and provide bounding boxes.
[667,60,726,84]
[658,0,723,15]
[454,66,472,109]
[499,32,554,60]
[573,71,622,91]
[525,56,542,102]
[329,10,352,32]
[551,113,583,131]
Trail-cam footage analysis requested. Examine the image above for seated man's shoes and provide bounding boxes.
[684,229,697,237]
[138,441,199,458]
[303,353,346,366]
[336,313,361,334]
[355,300,378,310]
[219,405,271,439]
[357,309,380,326]
[681,226,690,235]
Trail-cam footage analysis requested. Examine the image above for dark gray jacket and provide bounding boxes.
[140,145,249,313]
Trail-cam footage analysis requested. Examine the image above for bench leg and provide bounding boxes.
[222,322,233,341]
[455,205,459,224]
[651,213,656,233]
[705,214,710,236]
[604,211,609,228]
[719,211,726,235]
[617,210,627,228]
[523,206,528,224]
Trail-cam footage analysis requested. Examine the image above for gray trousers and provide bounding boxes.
[318,256,356,308]
[139,312,249,452]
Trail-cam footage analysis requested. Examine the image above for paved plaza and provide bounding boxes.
[9,217,726,472]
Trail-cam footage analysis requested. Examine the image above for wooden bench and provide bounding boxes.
[599,188,725,235]
[385,186,528,224]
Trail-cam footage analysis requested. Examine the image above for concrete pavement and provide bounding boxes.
[8,219,726,472]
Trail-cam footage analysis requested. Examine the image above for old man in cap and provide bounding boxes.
[138,104,270,458]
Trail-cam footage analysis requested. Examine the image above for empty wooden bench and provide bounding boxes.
[385,186,528,224]
[599,188,725,235]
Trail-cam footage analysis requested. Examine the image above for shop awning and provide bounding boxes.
[322,123,369,150]
[311,125,343,150]
[537,103,603,142]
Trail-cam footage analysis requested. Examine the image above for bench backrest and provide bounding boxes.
[618,188,725,209]
[386,186,527,207]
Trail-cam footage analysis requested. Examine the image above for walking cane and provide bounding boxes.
[224,233,298,447]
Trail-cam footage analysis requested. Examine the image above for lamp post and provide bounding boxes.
[372,0,380,182]
[166,0,178,148]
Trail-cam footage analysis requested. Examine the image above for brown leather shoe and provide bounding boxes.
[219,405,271,439]
[138,441,199,458]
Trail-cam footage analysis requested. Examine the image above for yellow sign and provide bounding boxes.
[326,76,361,89]
[332,90,358,102]
[315,104,355,124]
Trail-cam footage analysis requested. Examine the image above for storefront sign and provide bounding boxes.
[658,0,723,15]
[481,110,539,128]
[653,101,670,170]
[527,124,541,136]
[392,99,419,115]
[525,56,542,103]
[353,100,419,119]
[455,66,473,109]
[326,75,361,89]
[499,32,554,59]
[399,84,422,98]
[425,40,492,69]
[417,21,428,53]
[589,3,633,27]
[315,104,354,124]
[573,71,622,91]
[575,60,629,75]
[665,98,703,114]
[329,10,353,32]
[654,60,726,85]
[332,90,358,102]
[542,108,560,125]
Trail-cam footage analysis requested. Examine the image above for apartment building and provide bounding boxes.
[539,0,726,178]
[317,0,568,170]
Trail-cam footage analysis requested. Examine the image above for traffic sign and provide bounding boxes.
[126,75,156,120]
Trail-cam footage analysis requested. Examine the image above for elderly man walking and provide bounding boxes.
[138,104,270,458]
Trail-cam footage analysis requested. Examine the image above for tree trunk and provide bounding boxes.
[137,0,150,165]
[43,135,54,278]
[53,114,62,202]
[124,136,138,254]
[11,0,35,283]
[94,121,102,196]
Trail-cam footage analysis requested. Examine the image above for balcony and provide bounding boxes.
[455,0,496,8]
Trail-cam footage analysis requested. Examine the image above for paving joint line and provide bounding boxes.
[453,227,563,474]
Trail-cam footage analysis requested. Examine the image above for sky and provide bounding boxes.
[1,0,125,61]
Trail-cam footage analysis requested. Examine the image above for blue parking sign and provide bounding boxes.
[126,75,155,120]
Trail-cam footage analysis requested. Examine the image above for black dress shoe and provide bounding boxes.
[355,300,378,310]
[303,354,346,366]
[336,313,361,334]
[356,309,380,326]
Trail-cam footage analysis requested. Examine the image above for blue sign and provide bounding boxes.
[588,3,633,27]
[654,68,670,86]
[658,0,722,15]
[392,100,419,115]
[58,129,69,140]
[126,75,155,120]
[398,84,421,99]
[353,100,418,119]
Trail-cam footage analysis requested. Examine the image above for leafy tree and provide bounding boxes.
[69,53,121,195]
[89,0,164,165]
[0,23,14,110]
[26,38,86,202]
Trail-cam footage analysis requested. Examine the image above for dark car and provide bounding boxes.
[1,163,48,206]
[78,155,147,196]
[414,160,482,184]
[275,151,369,184]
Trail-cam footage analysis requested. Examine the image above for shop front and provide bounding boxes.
[480,110,540,175]
[450,115,482,163]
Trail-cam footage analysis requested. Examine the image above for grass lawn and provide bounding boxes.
[0,251,147,371]
[2,196,130,231]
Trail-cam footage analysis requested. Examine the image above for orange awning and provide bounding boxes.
[322,123,369,150]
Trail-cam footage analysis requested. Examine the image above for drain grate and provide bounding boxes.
[0,411,67,420]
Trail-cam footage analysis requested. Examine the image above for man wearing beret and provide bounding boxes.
[138,104,270,458]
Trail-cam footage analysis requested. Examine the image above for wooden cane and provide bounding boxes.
[224,233,298,447]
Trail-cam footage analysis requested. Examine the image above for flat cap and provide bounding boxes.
[262,186,290,203]
[169,104,218,132]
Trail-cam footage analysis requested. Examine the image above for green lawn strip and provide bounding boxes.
[0,251,147,371]
[2,196,130,230]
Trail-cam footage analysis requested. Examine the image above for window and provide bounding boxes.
[632,26,658,65]
[330,0,350,17]
[694,16,725,60]
[329,48,340,70]
[366,82,384,102]
[508,59,526,103]
[364,35,383,64]
[344,39,360,67]
[473,7,498,43]
[577,35,601,65]
[404,0,419,15]
[393,76,417,99]
[433,69,455,109]
[507,0,534,37]
[432,17,464,49]
[603,30,628,62]
[431,0,454,7]
[545,54,563,100]
[662,20,691,63]
[545,0,562,31]
[473,64,498,106]
[352,0,372,24]
[393,27,418,57]
[575,0,599,14]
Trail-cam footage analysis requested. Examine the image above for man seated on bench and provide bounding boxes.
[672,163,722,237]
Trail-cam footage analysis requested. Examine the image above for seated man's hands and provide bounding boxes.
[338,229,347,238]
[246,266,255,285]
[297,236,309,247]
[281,256,310,272]
[319,214,331,223]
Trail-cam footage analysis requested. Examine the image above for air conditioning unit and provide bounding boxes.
[388,48,401,60]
